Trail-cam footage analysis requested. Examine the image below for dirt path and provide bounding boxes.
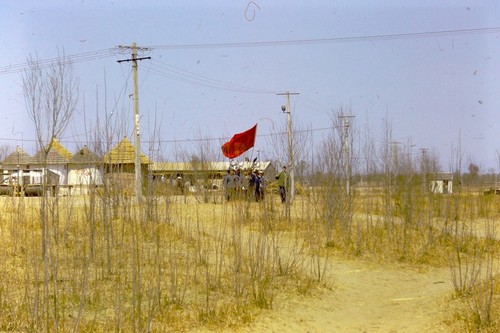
[227,259,453,333]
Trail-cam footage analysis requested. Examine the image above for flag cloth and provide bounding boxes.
[221,124,257,159]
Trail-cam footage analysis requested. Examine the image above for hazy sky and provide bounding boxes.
[1,0,499,171]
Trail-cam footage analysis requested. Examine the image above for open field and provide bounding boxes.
[0,187,499,332]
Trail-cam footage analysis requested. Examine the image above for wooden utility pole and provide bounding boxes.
[117,42,151,202]
[338,114,355,195]
[419,147,429,192]
[277,91,299,212]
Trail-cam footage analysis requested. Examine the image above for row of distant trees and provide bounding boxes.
[292,160,496,189]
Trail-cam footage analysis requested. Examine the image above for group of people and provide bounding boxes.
[223,165,290,204]
[223,167,267,202]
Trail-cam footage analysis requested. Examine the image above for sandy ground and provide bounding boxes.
[217,259,453,333]
[178,195,458,332]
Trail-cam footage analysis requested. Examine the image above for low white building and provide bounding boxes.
[149,160,276,190]
[429,172,453,194]
[68,146,104,195]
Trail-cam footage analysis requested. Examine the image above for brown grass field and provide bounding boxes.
[0,186,498,332]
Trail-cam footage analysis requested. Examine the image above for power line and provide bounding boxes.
[0,125,335,147]
[2,26,499,76]
[148,26,500,50]
[0,48,117,76]
[148,59,275,94]
[0,128,440,164]
[296,95,332,115]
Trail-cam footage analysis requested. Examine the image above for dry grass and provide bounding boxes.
[0,186,498,332]
[0,193,326,332]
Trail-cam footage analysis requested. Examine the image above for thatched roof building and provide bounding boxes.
[68,146,104,190]
[32,137,72,164]
[69,146,101,165]
[103,137,150,165]
[2,146,33,169]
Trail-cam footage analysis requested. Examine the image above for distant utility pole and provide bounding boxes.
[117,42,151,202]
[338,114,355,195]
[419,147,429,191]
[277,91,299,210]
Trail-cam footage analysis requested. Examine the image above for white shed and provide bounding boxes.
[429,172,453,194]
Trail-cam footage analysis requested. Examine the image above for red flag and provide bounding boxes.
[221,124,257,159]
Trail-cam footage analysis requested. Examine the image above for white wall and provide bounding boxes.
[68,167,104,186]
[430,180,453,194]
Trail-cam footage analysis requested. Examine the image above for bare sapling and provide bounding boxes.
[22,52,78,332]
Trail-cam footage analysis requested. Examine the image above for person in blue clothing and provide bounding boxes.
[247,169,258,201]
[256,170,267,201]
